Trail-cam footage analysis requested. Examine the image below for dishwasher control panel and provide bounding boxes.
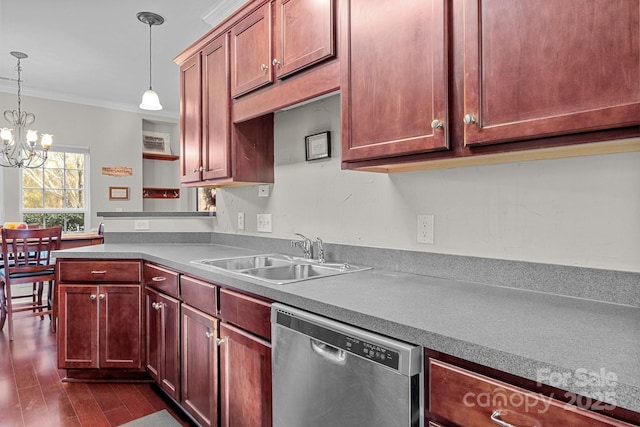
[345,336,400,369]
[275,309,400,371]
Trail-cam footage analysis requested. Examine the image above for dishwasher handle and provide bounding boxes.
[310,339,347,365]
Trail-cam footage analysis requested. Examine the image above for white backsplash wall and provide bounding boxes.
[215,94,640,273]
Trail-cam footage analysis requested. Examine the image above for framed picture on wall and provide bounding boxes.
[142,131,171,154]
[305,131,331,161]
[109,186,129,200]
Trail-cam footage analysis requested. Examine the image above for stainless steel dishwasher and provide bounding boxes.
[271,303,423,427]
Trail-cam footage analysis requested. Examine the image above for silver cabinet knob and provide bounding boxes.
[152,302,162,310]
[431,119,444,129]
[216,338,225,346]
[205,331,214,339]
[272,59,281,67]
[260,64,268,71]
[98,294,105,300]
[192,168,198,173]
[463,114,477,125]
[90,294,97,301]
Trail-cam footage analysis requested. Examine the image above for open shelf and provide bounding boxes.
[142,152,180,161]
[143,187,181,199]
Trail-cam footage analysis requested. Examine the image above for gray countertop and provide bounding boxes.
[53,243,640,414]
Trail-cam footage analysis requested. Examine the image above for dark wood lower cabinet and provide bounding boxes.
[58,284,142,370]
[220,322,272,427]
[146,288,181,401]
[428,359,635,427]
[181,303,219,427]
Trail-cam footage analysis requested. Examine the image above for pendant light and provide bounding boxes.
[137,11,164,111]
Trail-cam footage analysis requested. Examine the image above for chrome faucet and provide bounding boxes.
[291,233,313,259]
[315,237,325,263]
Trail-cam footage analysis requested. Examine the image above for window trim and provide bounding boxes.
[19,145,91,231]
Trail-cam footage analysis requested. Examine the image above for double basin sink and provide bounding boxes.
[192,253,371,285]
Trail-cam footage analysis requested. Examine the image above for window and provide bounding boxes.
[21,147,90,232]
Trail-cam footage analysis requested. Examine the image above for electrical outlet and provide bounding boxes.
[417,214,434,244]
[237,212,245,230]
[257,213,272,233]
[134,220,150,230]
[258,185,270,197]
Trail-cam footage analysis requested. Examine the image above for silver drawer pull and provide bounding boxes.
[490,410,517,427]
[151,276,167,282]
[91,270,107,274]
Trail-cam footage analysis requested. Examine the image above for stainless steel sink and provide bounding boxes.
[196,254,293,270]
[191,254,371,284]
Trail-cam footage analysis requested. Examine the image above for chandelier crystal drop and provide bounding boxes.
[1,51,53,168]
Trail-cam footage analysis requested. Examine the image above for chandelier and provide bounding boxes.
[1,51,53,168]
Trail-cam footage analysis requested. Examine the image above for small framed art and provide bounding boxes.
[109,186,129,200]
[305,131,331,161]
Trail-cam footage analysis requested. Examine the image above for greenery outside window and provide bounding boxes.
[21,147,90,232]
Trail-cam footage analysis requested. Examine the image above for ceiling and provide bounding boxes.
[0,0,246,119]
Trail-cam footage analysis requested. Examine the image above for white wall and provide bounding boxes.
[0,93,189,229]
[214,95,640,273]
[3,93,637,272]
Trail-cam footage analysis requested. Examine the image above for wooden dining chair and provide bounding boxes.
[0,226,62,341]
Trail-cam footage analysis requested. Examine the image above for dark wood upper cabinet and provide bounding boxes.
[202,34,232,181]
[179,54,202,184]
[180,31,274,187]
[273,0,335,79]
[341,0,449,163]
[181,34,231,183]
[231,3,273,98]
[463,0,640,147]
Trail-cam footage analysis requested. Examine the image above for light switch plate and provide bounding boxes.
[257,213,272,233]
[237,212,245,230]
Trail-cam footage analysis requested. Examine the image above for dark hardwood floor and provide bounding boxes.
[0,314,193,427]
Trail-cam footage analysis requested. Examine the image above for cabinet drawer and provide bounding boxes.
[181,275,217,316]
[429,359,632,427]
[219,288,271,340]
[58,260,141,283]
[143,263,179,297]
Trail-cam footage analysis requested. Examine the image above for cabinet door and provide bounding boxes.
[58,285,99,369]
[463,0,640,147]
[146,288,181,401]
[180,54,203,184]
[341,0,449,162]
[202,34,232,181]
[99,285,142,369]
[182,304,219,427]
[231,2,273,97]
[220,323,272,427]
[273,0,335,78]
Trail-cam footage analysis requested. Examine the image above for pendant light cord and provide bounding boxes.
[148,22,153,90]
